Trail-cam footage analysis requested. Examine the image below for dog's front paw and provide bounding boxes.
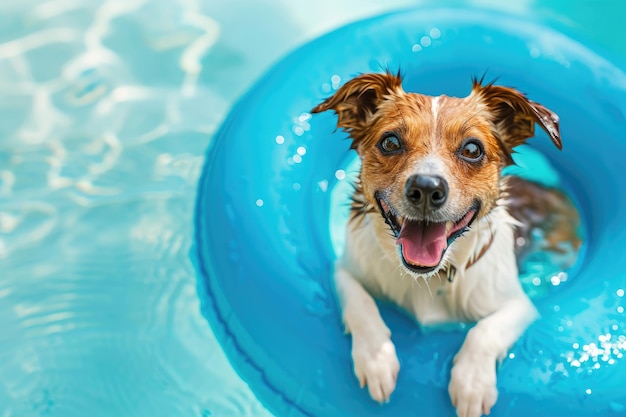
[448,355,497,417]
[351,334,400,404]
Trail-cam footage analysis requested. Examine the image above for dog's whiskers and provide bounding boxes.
[348,180,376,226]
[423,275,434,300]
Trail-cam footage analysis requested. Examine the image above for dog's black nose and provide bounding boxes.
[405,174,448,209]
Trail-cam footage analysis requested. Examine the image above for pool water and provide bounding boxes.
[1,1,624,416]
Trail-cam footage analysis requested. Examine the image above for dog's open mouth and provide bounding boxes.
[376,193,479,274]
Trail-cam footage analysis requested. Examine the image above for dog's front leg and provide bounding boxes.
[335,263,400,403]
[448,296,538,417]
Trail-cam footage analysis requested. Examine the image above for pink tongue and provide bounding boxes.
[397,220,447,267]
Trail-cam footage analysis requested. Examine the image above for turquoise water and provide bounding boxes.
[1,1,624,416]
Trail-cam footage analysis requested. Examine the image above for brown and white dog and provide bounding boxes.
[312,72,577,417]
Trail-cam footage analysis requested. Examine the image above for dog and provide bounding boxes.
[311,71,578,417]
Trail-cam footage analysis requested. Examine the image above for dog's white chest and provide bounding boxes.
[405,276,456,325]
[343,206,523,326]
[344,217,456,324]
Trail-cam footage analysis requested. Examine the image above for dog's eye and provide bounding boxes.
[378,134,403,155]
[458,139,484,162]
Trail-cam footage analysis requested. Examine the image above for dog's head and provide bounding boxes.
[312,71,562,276]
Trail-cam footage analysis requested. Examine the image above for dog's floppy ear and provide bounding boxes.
[473,80,562,158]
[311,71,404,144]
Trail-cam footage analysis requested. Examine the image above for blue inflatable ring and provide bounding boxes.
[194,7,626,417]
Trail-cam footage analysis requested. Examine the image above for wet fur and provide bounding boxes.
[312,72,576,417]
